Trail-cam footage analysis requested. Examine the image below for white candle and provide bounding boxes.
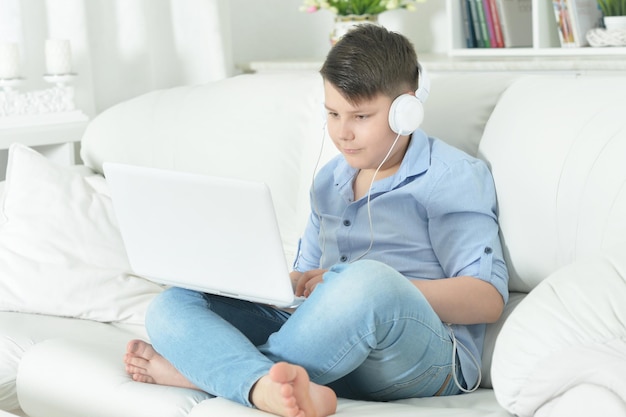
[45,39,72,75]
[0,42,20,79]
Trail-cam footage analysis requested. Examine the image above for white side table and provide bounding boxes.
[0,111,89,180]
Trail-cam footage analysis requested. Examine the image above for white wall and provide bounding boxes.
[227,0,448,70]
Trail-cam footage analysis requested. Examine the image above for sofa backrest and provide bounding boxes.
[420,72,519,156]
[478,74,626,293]
[81,71,516,266]
[83,71,626,296]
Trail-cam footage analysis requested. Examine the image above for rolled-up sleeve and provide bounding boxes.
[427,158,509,304]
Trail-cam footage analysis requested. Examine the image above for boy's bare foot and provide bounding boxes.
[125,342,337,416]
[251,362,337,417]
[123,339,199,390]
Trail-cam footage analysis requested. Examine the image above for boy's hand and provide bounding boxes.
[294,269,327,298]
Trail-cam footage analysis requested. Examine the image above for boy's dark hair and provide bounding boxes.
[320,24,419,104]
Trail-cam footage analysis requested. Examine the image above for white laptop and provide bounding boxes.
[103,162,304,308]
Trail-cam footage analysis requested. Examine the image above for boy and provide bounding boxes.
[124,24,508,417]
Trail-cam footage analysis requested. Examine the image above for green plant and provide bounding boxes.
[597,0,626,16]
[300,0,425,16]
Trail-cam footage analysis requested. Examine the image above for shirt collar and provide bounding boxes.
[333,129,431,199]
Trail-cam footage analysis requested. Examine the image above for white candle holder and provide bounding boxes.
[0,74,79,118]
[43,73,77,88]
[0,77,23,92]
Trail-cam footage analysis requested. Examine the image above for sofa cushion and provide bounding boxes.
[17,337,211,417]
[0,334,29,411]
[0,311,148,412]
[491,243,626,417]
[479,75,626,293]
[0,144,162,324]
[187,389,511,417]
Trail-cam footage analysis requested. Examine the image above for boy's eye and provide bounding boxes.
[356,115,368,120]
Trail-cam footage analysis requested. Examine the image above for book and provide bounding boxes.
[495,0,533,47]
[473,0,491,47]
[482,0,498,47]
[488,0,505,47]
[468,0,488,47]
[461,0,478,48]
[567,0,603,46]
[552,0,576,46]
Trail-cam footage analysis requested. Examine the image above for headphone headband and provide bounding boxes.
[415,62,430,104]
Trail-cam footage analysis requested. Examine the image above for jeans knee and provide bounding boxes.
[324,260,417,305]
[145,287,203,337]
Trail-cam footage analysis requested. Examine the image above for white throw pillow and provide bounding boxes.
[491,243,626,417]
[0,144,162,324]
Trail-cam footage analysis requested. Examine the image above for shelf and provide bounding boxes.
[245,53,626,74]
[446,0,626,58]
[448,46,626,57]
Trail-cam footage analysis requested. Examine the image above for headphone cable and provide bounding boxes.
[352,132,402,263]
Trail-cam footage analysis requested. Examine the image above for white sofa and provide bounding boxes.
[1,70,625,417]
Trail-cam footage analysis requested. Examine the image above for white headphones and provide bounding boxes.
[388,63,430,135]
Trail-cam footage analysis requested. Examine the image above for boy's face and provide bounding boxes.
[323,81,409,172]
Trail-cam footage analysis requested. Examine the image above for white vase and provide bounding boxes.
[603,16,626,30]
[330,14,379,45]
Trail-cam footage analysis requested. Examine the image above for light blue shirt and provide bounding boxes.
[294,129,509,388]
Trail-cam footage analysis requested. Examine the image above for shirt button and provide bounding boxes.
[343,219,351,226]
[484,247,493,254]
[340,255,348,262]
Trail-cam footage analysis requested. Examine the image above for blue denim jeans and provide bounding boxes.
[145,259,464,406]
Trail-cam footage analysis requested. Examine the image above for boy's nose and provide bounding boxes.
[337,122,355,141]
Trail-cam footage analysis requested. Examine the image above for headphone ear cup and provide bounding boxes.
[388,94,424,135]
